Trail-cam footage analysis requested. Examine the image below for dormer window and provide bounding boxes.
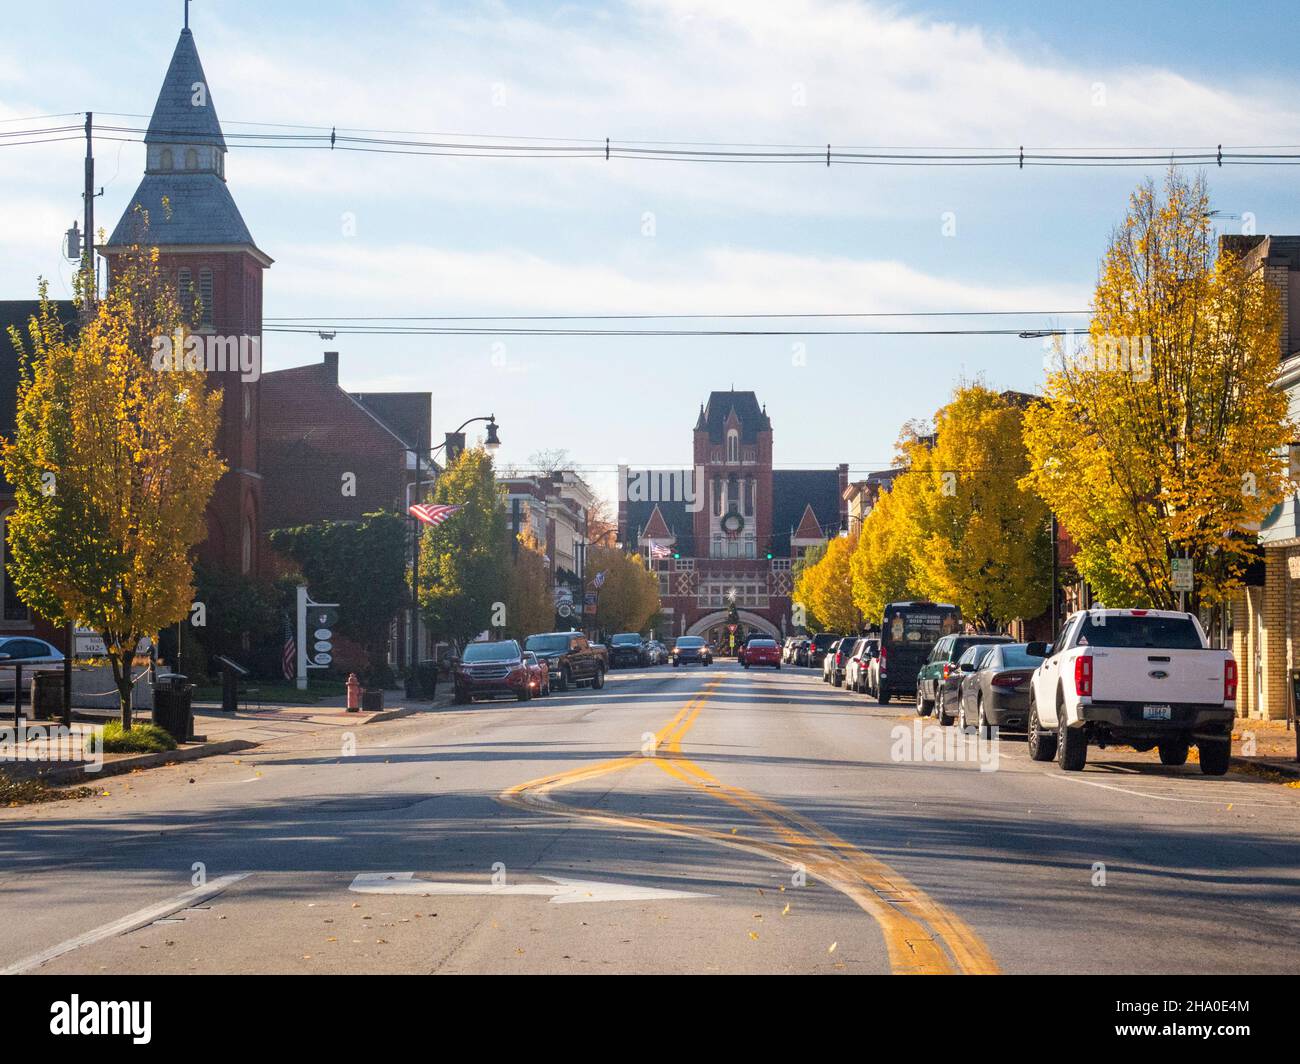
[726,429,739,463]
[199,268,214,328]
[160,148,173,171]
[185,148,199,170]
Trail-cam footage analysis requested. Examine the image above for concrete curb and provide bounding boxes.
[1231,755,1300,781]
[363,695,455,724]
[39,738,259,785]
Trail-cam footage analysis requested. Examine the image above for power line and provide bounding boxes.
[263,324,1067,337]
[6,119,1300,167]
[264,309,1090,322]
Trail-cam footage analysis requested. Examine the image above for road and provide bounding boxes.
[2,661,1298,974]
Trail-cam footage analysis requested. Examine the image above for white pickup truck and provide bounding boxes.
[1025,609,1237,774]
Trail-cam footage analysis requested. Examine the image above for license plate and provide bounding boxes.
[1143,704,1172,720]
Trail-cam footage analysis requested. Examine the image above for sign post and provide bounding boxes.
[296,585,340,691]
[1171,557,1194,612]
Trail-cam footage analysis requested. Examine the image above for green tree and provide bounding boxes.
[417,447,509,649]
[588,545,660,634]
[268,510,408,685]
[2,248,224,727]
[1022,171,1293,615]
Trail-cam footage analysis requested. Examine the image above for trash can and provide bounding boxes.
[151,673,193,743]
[405,660,438,700]
[31,671,64,721]
[361,688,384,712]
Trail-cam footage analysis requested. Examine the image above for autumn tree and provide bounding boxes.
[851,473,922,624]
[800,533,862,633]
[504,528,555,639]
[3,250,224,727]
[417,447,509,650]
[1022,171,1293,615]
[906,384,1050,629]
[268,511,408,686]
[791,543,826,630]
[587,545,660,634]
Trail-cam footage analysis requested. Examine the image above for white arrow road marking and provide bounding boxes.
[349,872,713,905]
[1,873,250,976]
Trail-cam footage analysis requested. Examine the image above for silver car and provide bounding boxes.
[0,636,65,693]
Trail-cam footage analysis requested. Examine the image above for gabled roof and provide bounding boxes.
[772,468,842,555]
[641,504,674,540]
[792,504,825,541]
[146,29,227,149]
[625,497,694,557]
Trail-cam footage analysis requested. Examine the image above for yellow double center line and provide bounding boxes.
[500,678,999,975]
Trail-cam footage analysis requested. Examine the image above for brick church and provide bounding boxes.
[102,23,268,578]
[620,390,847,646]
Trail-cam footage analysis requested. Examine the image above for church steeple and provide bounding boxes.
[104,26,266,259]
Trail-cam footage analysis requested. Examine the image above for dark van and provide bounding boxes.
[874,601,961,704]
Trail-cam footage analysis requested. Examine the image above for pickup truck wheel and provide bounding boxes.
[1198,739,1231,776]
[1056,705,1087,771]
[592,667,606,690]
[1027,696,1056,761]
[1158,738,1189,766]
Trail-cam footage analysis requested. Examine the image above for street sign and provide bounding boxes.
[1171,557,1194,592]
[296,586,340,689]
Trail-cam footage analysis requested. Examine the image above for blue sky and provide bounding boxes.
[3,0,1299,501]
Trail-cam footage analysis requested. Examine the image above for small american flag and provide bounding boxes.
[592,570,607,589]
[281,613,296,682]
[409,503,463,527]
[649,543,671,559]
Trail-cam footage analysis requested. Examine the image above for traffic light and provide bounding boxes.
[672,551,681,559]
[765,551,774,560]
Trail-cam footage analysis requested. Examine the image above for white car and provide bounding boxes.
[1025,609,1236,775]
[0,636,65,692]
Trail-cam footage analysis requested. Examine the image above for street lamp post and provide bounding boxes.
[406,416,501,695]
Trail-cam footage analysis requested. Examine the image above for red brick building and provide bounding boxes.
[620,390,847,645]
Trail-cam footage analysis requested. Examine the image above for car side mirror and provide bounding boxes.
[959,662,975,672]
[1025,642,1048,658]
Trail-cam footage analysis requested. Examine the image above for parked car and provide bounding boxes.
[607,632,649,669]
[807,632,842,670]
[644,640,668,666]
[453,639,534,703]
[522,651,551,697]
[739,637,781,669]
[522,631,607,692]
[670,635,713,666]
[918,633,1015,725]
[955,642,1040,737]
[872,601,961,705]
[0,637,65,694]
[1025,609,1236,774]
[794,639,812,667]
[845,638,879,693]
[823,637,855,686]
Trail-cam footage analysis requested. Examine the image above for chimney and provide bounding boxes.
[323,351,339,383]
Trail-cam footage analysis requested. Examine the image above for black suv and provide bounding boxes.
[807,632,842,669]
[607,632,648,669]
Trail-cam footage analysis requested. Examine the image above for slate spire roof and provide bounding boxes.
[104,29,265,256]
[145,29,227,149]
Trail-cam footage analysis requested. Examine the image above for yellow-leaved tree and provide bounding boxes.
[3,246,225,727]
[1022,171,1293,616]
[851,471,922,624]
[802,532,862,633]
[504,528,556,639]
[907,384,1050,629]
[588,545,660,634]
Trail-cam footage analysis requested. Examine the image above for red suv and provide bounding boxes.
[739,638,781,669]
[453,639,533,703]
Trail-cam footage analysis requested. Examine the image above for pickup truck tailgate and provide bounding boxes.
[1088,648,1228,705]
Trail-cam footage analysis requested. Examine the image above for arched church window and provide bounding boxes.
[727,430,739,464]
[744,478,754,516]
[160,148,173,171]
[185,148,199,170]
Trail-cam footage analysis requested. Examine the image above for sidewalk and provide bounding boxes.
[2,686,455,785]
[1229,717,1300,782]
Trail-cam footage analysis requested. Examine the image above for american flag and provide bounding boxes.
[649,542,671,559]
[409,503,463,527]
[281,613,296,682]
[592,570,607,589]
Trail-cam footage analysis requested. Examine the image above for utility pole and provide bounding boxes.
[410,434,422,686]
[62,112,98,727]
[1049,513,1059,638]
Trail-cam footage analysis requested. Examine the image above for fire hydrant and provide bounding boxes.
[346,672,362,713]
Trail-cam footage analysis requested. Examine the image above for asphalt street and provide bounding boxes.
[2,661,1298,975]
